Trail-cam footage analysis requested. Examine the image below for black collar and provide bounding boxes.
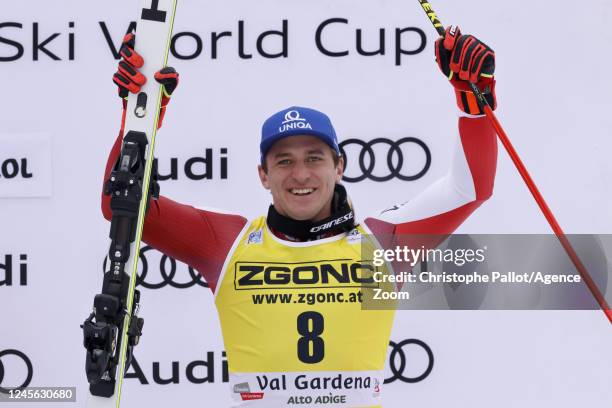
[266,184,355,241]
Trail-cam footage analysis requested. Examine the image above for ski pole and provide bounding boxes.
[416,0,612,325]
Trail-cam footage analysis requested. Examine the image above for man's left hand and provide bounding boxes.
[435,26,497,113]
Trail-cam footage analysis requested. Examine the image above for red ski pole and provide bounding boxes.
[416,0,612,324]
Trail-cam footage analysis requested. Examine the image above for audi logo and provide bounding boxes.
[339,137,431,182]
[385,339,434,384]
[103,246,208,289]
[0,349,33,394]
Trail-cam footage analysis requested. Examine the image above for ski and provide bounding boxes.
[82,1,177,407]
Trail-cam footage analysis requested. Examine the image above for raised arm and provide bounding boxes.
[101,33,247,291]
[365,26,497,237]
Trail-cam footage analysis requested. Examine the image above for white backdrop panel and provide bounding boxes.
[0,1,611,407]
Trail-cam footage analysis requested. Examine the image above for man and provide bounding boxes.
[104,26,497,407]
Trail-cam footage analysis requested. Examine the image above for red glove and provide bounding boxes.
[112,32,179,129]
[435,26,496,115]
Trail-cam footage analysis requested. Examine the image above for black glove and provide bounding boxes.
[112,32,180,128]
[435,26,497,114]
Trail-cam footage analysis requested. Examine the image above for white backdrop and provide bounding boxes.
[1,0,611,407]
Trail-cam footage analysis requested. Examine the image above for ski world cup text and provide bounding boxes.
[0,20,426,66]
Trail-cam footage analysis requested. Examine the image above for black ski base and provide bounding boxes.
[89,379,116,398]
[82,129,156,395]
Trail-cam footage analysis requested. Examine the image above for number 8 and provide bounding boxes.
[297,311,324,364]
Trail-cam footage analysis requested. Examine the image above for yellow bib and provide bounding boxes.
[215,216,396,407]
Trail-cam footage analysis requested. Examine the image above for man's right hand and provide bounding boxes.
[112,32,179,128]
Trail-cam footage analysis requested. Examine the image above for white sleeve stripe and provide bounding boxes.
[374,129,476,224]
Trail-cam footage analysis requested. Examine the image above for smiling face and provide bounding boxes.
[258,135,344,222]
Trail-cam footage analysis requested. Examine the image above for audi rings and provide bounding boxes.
[339,137,431,182]
[103,246,208,289]
[0,349,33,394]
[385,339,434,384]
[136,246,208,289]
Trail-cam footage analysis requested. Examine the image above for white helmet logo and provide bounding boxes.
[282,110,306,124]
